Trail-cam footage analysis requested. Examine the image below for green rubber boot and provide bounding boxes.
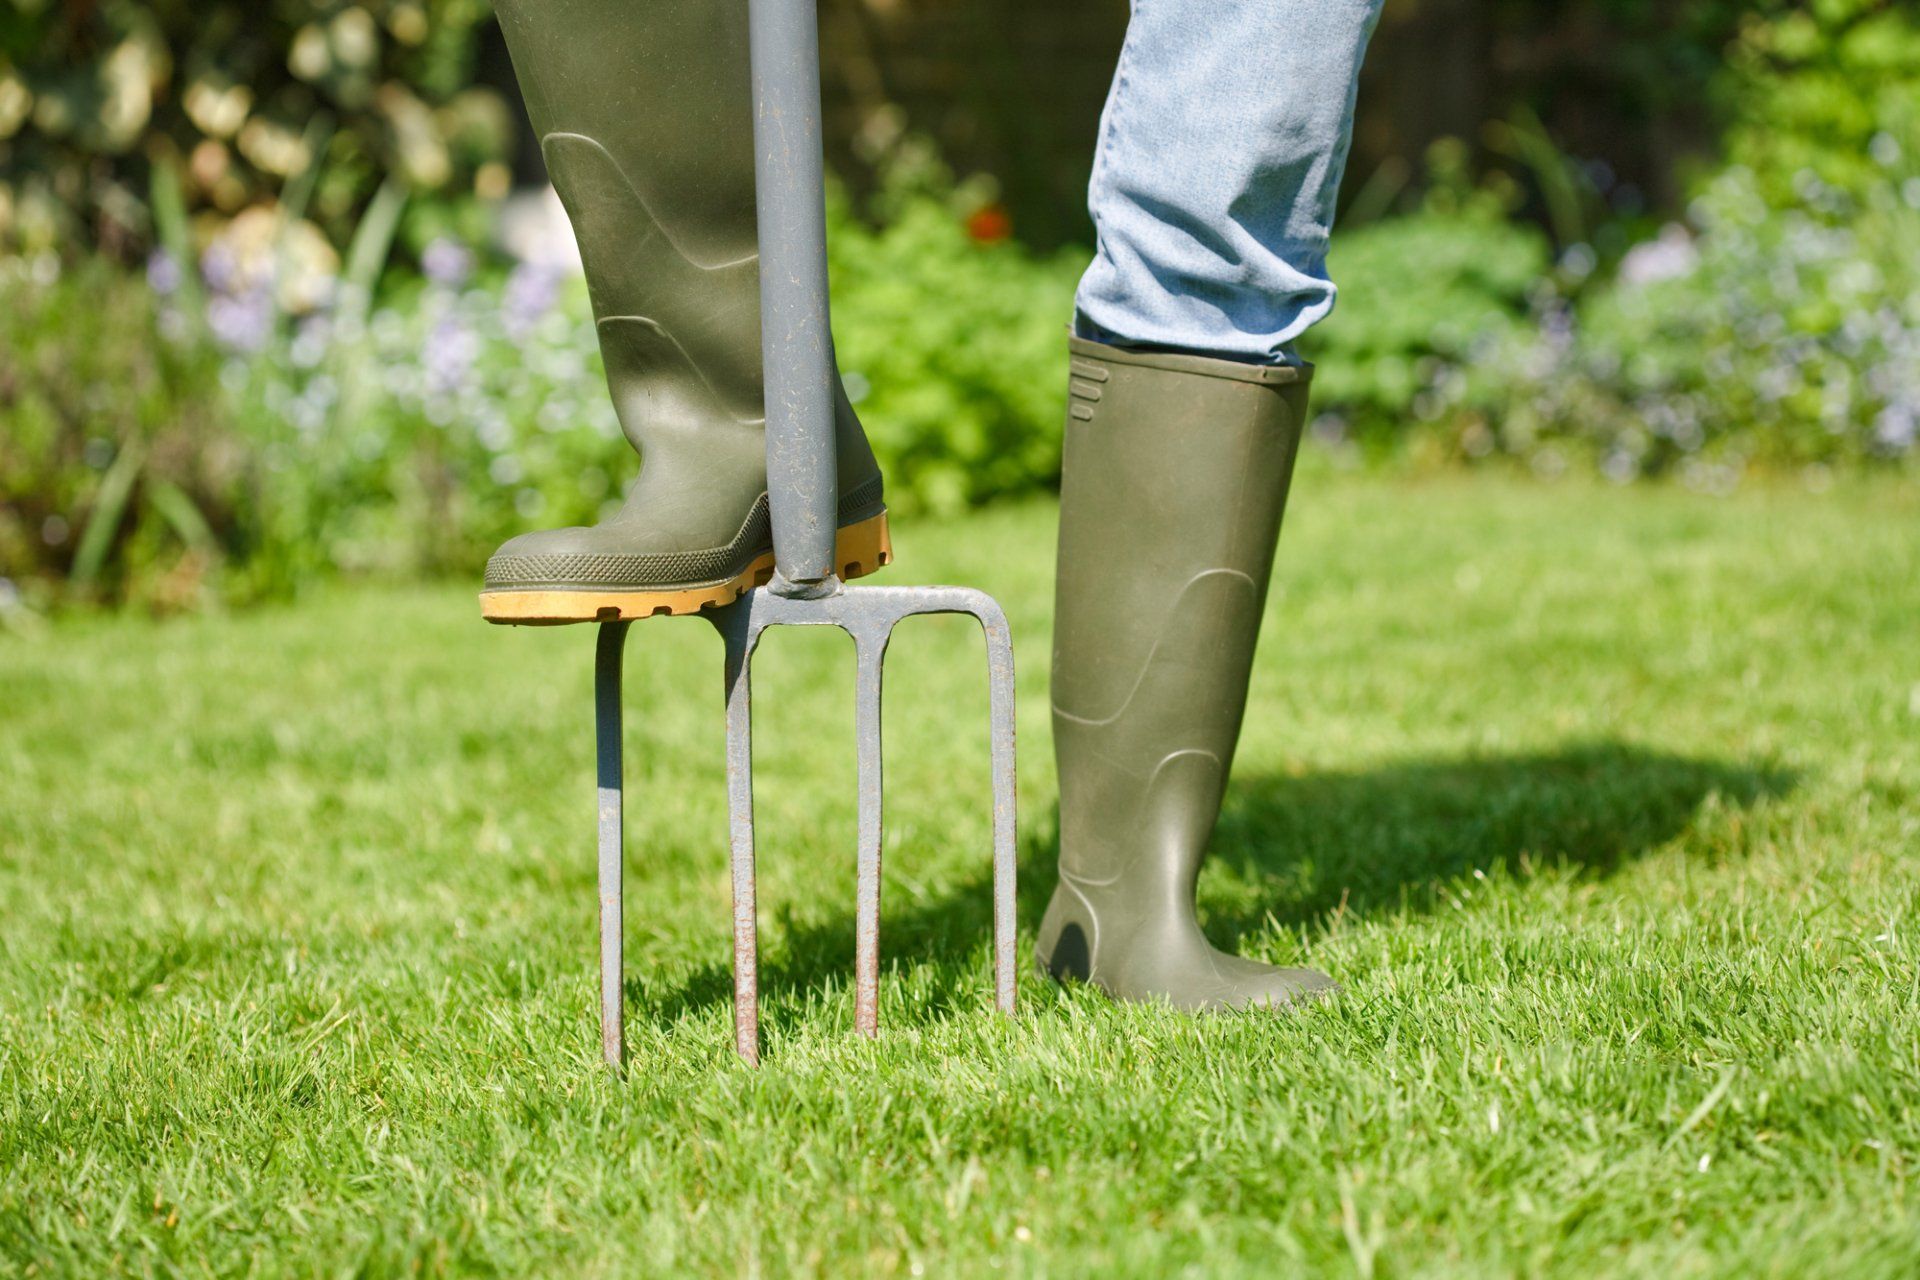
[1035,336,1338,1011]
[481,0,889,625]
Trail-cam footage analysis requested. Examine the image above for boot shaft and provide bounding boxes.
[494,0,757,273]
[494,0,764,439]
[491,0,883,547]
[1051,337,1311,889]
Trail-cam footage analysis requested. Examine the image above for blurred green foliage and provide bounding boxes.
[1720,0,1920,206]
[1309,154,1919,482]
[1305,2,1920,481]
[2,0,1918,616]
[0,245,623,610]
[1497,163,1919,480]
[830,145,1082,515]
[0,148,1083,610]
[1306,142,1554,453]
[0,257,240,612]
[0,0,507,259]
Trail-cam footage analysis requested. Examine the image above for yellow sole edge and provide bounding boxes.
[479,511,893,626]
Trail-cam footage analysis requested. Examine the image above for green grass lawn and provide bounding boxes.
[3,471,1918,1277]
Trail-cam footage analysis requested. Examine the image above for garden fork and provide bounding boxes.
[591,0,1018,1068]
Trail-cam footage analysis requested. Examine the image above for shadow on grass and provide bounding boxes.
[1205,741,1793,948]
[632,741,1793,1042]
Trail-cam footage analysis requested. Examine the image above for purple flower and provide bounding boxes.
[200,241,240,294]
[146,250,182,296]
[1309,412,1349,446]
[422,238,475,289]
[502,261,562,339]
[290,315,333,369]
[1601,449,1639,484]
[1558,243,1597,280]
[1538,302,1576,355]
[1618,224,1699,288]
[424,315,480,397]
[207,288,275,354]
[1874,403,1917,454]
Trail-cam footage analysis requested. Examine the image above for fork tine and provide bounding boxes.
[721,615,761,1066]
[978,608,1019,1017]
[663,583,1013,1068]
[594,621,631,1071]
[852,627,889,1037]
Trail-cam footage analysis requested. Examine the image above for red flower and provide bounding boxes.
[965,203,1012,244]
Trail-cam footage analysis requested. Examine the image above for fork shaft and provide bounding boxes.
[747,0,837,582]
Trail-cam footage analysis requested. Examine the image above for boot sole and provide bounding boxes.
[478,511,892,625]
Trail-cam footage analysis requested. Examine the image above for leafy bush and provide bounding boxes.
[0,257,242,612]
[1414,1,1920,483]
[206,259,625,590]
[1718,0,1920,209]
[1303,4,1920,483]
[0,1,507,259]
[0,242,618,612]
[1304,153,1553,454]
[1315,158,1920,483]
[828,151,1082,514]
[1484,164,1920,481]
[0,152,1082,611]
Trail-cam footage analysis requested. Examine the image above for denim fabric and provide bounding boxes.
[1073,0,1384,365]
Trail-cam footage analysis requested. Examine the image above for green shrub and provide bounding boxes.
[0,256,244,612]
[1303,3,1920,483]
[1305,179,1552,455]
[1323,159,1920,482]
[0,245,619,610]
[0,149,1084,611]
[1486,163,1919,482]
[828,156,1082,514]
[0,1,507,259]
[1719,0,1920,209]
[1436,1,1920,482]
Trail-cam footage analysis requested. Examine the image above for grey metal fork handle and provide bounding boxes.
[749,0,838,584]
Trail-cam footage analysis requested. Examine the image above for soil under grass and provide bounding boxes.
[2,471,1917,1277]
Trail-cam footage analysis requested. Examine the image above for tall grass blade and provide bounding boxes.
[342,177,409,318]
[279,114,335,228]
[148,158,202,316]
[70,442,146,590]
[146,478,221,557]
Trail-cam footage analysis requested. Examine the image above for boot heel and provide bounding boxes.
[834,511,893,581]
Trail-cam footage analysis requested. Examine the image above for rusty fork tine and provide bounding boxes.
[720,609,762,1067]
[852,625,890,1038]
[594,620,632,1072]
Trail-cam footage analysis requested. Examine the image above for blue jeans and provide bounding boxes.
[1074,0,1384,365]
